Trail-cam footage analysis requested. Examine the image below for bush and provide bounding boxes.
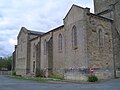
[35,69,40,77]
[88,75,98,82]
[39,70,46,77]
[12,71,16,76]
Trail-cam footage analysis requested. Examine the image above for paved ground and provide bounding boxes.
[0,75,120,90]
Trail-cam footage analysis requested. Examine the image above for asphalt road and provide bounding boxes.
[0,75,120,90]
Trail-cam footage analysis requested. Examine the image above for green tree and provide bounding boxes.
[0,56,12,70]
[5,56,12,70]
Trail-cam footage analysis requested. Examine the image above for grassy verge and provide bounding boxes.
[9,75,64,82]
[49,76,64,80]
[10,75,47,82]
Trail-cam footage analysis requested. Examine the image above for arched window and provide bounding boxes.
[98,28,104,47]
[58,34,62,51]
[33,61,35,72]
[44,40,47,55]
[33,43,36,57]
[72,25,77,49]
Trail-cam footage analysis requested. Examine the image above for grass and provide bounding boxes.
[9,75,64,82]
[49,76,64,80]
[10,75,47,82]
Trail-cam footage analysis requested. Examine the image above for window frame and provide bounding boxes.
[97,26,104,48]
[33,43,36,58]
[44,39,47,55]
[72,25,78,49]
[58,33,63,52]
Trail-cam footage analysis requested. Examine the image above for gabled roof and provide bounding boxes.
[28,30,44,35]
[97,9,112,16]
[17,27,44,39]
[17,27,28,39]
[29,36,39,41]
[41,25,64,36]
[63,4,87,20]
[30,25,64,40]
[87,13,113,22]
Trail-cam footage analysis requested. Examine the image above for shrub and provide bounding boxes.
[12,71,16,76]
[35,69,40,77]
[39,70,46,77]
[88,75,98,82]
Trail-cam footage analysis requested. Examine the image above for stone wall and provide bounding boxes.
[52,27,65,77]
[64,68,89,81]
[40,32,52,77]
[114,0,120,32]
[30,37,40,75]
[15,28,40,76]
[35,41,41,77]
[47,37,53,77]
[63,5,90,80]
[112,26,120,77]
[27,34,40,74]
[94,0,120,32]
[94,0,115,14]
[94,0,120,78]
[14,4,120,80]
[12,45,17,71]
[16,30,28,76]
[86,14,114,79]
[64,5,89,69]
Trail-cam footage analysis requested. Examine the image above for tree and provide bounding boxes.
[6,56,12,70]
[0,56,12,71]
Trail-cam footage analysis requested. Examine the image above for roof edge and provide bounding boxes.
[87,13,113,22]
[42,25,64,36]
[63,4,90,20]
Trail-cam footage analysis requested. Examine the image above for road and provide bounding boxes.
[0,75,120,90]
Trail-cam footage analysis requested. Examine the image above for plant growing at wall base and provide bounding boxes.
[12,71,16,76]
[88,74,98,82]
[39,70,46,77]
[35,69,41,77]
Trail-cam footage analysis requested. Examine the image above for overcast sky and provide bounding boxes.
[0,0,94,57]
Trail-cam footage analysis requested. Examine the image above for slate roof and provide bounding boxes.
[28,30,44,35]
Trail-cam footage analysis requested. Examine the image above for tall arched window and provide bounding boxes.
[72,25,77,49]
[33,43,36,57]
[44,40,47,55]
[58,34,62,51]
[98,28,104,47]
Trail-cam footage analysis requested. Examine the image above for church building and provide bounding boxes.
[13,0,120,81]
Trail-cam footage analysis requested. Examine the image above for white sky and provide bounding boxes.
[0,0,94,57]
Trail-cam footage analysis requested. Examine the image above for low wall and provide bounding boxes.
[0,71,12,75]
[94,69,114,79]
[34,68,114,81]
[55,68,114,81]
[116,70,120,77]
[64,68,89,81]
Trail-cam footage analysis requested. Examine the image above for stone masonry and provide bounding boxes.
[13,1,120,81]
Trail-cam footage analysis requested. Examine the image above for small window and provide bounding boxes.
[33,61,35,72]
[44,40,47,55]
[58,34,62,51]
[72,25,77,49]
[33,43,36,57]
[98,28,104,47]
